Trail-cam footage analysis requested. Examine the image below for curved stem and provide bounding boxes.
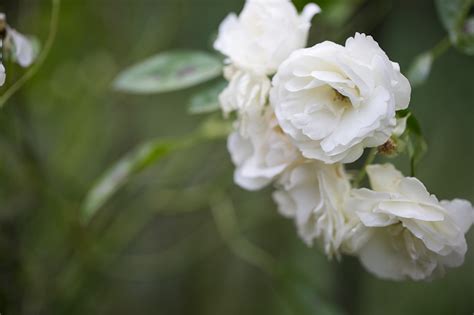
[0,0,61,108]
[353,147,377,188]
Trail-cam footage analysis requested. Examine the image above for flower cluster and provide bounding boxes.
[214,0,473,281]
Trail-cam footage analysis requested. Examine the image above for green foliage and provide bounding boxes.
[211,195,346,315]
[2,1,474,315]
[276,274,347,315]
[188,80,226,114]
[0,0,61,108]
[81,116,230,224]
[197,114,233,139]
[81,139,177,223]
[396,110,428,177]
[293,0,364,28]
[407,37,451,87]
[407,52,433,87]
[113,50,223,94]
[435,0,474,55]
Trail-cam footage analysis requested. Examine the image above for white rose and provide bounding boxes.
[0,63,5,86]
[271,33,411,164]
[273,161,365,258]
[349,164,474,281]
[228,108,301,190]
[219,66,271,136]
[214,0,320,75]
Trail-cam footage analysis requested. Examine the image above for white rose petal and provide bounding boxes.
[219,66,271,136]
[273,161,363,258]
[214,0,320,75]
[228,108,300,191]
[271,33,411,164]
[349,163,474,281]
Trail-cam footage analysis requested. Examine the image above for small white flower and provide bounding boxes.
[271,33,411,164]
[0,13,38,85]
[8,27,37,67]
[219,66,271,136]
[349,164,474,280]
[214,0,320,75]
[273,161,364,257]
[228,108,301,191]
[0,63,5,86]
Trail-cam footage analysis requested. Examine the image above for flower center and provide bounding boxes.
[332,89,351,108]
[274,124,284,135]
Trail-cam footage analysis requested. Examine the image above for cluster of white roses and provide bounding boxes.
[0,12,37,87]
[214,0,473,281]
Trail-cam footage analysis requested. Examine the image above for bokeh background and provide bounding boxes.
[0,0,473,314]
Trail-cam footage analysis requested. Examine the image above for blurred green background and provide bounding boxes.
[0,0,473,314]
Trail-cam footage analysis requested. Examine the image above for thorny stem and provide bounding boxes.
[0,0,61,108]
[353,147,377,188]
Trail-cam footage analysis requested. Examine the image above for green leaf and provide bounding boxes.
[188,80,226,114]
[396,109,411,119]
[113,50,223,94]
[400,112,428,176]
[456,25,474,54]
[435,0,474,55]
[407,52,433,87]
[435,0,471,39]
[81,140,176,223]
[197,115,233,140]
[80,115,230,224]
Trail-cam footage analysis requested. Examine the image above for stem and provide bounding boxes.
[353,148,377,188]
[0,0,61,108]
[432,37,451,59]
[410,157,416,177]
[334,256,364,315]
